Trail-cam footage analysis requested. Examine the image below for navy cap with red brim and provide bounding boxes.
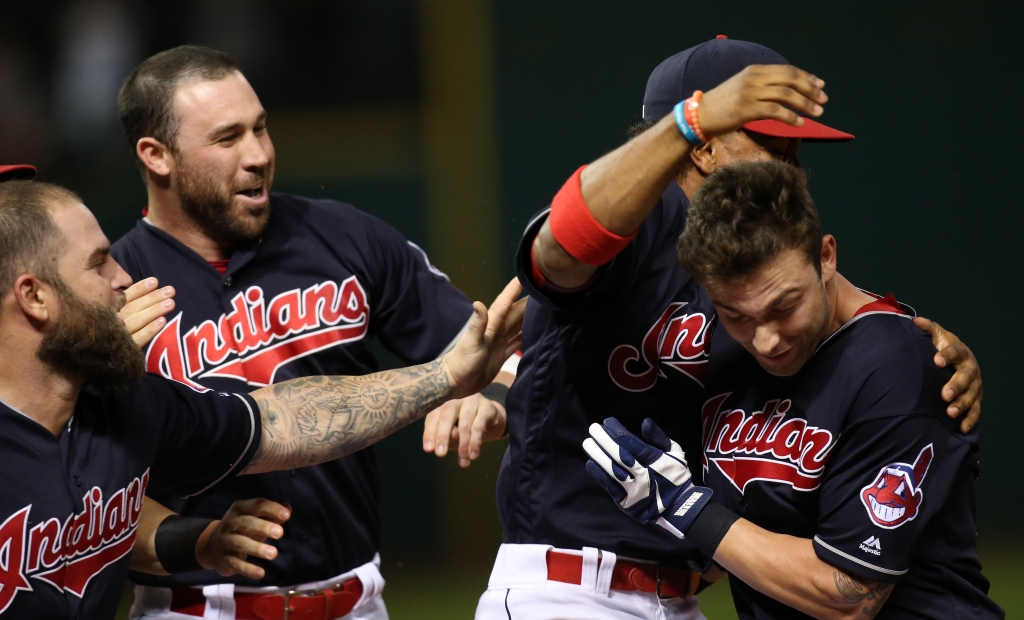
[0,165,37,181]
[643,36,854,143]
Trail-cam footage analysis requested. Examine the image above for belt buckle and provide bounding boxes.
[655,566,672,600]
[282,590,295,620]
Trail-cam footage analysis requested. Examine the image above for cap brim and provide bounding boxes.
[744,118,854,142]
[0,165,37,181]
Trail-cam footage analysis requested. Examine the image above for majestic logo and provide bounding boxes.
[147,278,369,389]
[860,536,882,556]
[608,302,711,392]
[0,471,149,613]
[701,393,835,493]
[860,444,933,529]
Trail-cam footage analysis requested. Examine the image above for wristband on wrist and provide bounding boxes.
[684,502,741,558]
[155,515,217,574]
[673,100,703,146]
[479,382,510,408]
[683,90,708,143]
[548,166,639,266]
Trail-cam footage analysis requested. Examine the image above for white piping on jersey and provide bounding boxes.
[187,393,258,497]
[523,206,552,235]
[437,315,474,358]
[813,536,907,576]
[813,291,916,355]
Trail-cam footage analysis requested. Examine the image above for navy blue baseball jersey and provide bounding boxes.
[702,297,1003,619]
[111,193,473,587]
[0,376,260,619]
[500,181,714,567]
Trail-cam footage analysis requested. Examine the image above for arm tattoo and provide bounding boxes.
[832,571,895,618]
[245,360,452,473]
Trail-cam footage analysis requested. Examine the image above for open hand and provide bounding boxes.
[699,65,828,138]
[913,317,982,433]
[196,498,291,580]
[442,279,525,399]
[118,277,176,348]
[423,392,507,467]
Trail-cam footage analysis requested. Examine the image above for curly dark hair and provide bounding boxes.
[678,160,821,286]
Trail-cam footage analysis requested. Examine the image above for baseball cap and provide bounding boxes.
[0,165,37,181]
[643,36,854,142]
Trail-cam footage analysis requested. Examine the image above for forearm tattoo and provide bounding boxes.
[246,360,452,473]
[833,571,895,618]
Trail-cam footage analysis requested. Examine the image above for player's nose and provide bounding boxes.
[240,131,271,170]
[752,325,781,356]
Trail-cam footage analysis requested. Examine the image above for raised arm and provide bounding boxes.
[534,65,829,289]
[243,279,525,474]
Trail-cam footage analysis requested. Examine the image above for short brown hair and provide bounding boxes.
[678,160,822,286]
[0,180,80,297]
[118,45,239,162]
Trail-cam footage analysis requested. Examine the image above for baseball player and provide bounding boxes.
[586,160,1003,619]
[110,45,516,619]
[474,38,983,619]
[0,178,522,619]
[0,164,292,584]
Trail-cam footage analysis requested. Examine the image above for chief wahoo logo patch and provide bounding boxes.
[860,444,933,529]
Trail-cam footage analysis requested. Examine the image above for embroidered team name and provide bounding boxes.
[608,302,711,392]
[701,393,835,493]
[0,470,149,613]
[147,277,369,389]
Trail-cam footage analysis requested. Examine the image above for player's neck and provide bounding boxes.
[825,272,876,336]
[0,333,81,436]
[145,186,232,262]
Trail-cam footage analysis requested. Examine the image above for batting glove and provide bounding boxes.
[583,417,713,539]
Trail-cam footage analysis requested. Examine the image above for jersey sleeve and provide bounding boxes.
[515,201,670,311]
[812,415,972,583]
[133,376,262,498]
[360,216,474,363]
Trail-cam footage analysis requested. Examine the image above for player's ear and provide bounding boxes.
[819,235,837,283]
[137,137,173,179]
[13,273,55,324]
[689,141,718,176]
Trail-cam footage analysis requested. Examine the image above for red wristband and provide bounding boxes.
[548,166,638,266]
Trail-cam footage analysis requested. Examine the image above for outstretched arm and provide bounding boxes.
[243,279,525,475]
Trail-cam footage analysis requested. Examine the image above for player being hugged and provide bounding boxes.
[585,160,1003,619]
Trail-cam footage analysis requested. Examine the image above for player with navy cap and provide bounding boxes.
[110,45,518,620]
[0,177,522,619]
[585,160,1003,619]
[473,37,982,619]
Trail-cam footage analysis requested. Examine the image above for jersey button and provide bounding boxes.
[223,276,233,287]
[739,501,749,515]
[72,475,82,487]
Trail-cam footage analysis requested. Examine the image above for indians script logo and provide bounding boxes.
[701,393,835,493]
[0,471,149,613]
[860,444,933,529]
[608,302,711,392]
[147,277,369,389]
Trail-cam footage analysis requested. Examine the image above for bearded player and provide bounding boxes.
[111,45,516,620]
[585,160,1003,618]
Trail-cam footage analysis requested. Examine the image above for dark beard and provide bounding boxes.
[177,157,271,249]
[37,281,146,391]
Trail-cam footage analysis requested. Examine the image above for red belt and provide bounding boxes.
[170,578,363,620]
[545,550,699,599]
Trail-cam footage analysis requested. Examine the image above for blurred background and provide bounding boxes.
[2,0,1021,617]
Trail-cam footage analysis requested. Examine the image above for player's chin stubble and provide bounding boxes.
[176,158,271,249]
[37,281,146,391]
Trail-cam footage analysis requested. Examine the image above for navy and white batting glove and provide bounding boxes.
[583,417,713,539]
